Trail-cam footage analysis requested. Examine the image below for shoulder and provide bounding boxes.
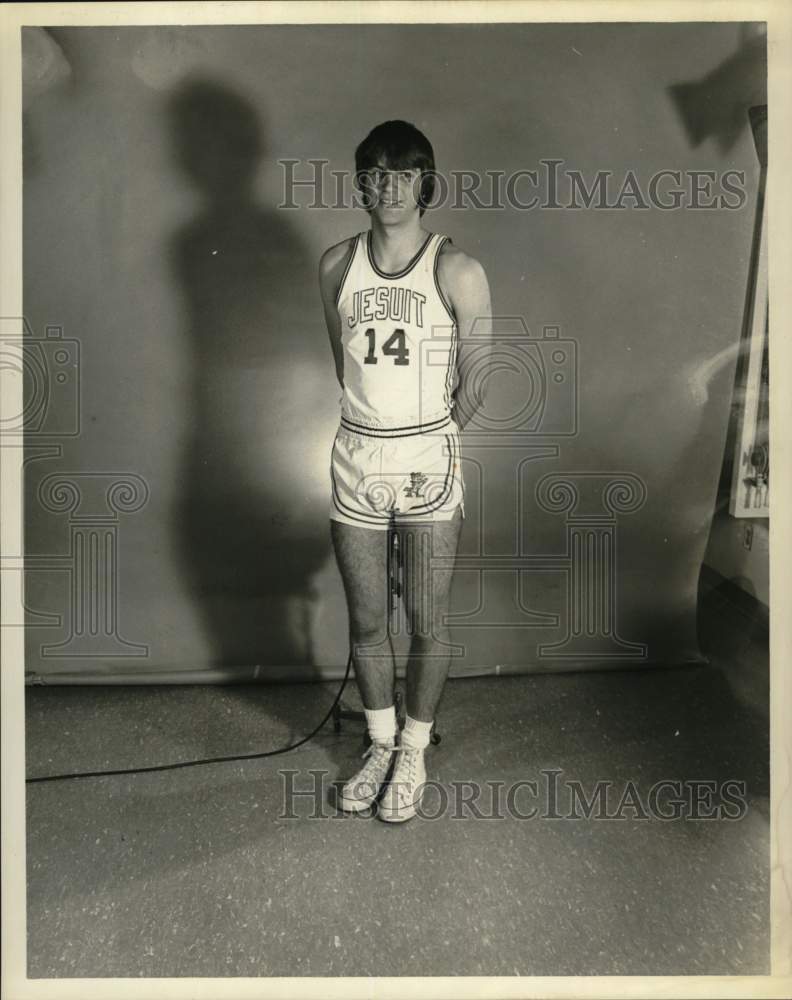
[319,234,358,279]
[436,239,489,300]
[318,234,359,306]
[437,240,487,290]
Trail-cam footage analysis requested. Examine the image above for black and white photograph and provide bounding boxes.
[1,1,791,997]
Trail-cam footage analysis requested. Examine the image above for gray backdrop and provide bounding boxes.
[21,23,765,681]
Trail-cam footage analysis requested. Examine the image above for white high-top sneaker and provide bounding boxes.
[377,745,427,823]
[338,740,397,813]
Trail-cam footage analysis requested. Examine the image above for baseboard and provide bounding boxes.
[25,656,707,686]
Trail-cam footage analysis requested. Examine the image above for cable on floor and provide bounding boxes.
[25,650,353,785]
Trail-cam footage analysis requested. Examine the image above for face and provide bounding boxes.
[360,163,422,220]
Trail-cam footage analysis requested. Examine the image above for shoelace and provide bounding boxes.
[391,746,422,786]
[382,747,426,809]
[351,742,395,785]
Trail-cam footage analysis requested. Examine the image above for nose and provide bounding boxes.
[382,174,398,197]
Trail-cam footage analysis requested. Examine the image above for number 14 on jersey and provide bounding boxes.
[363,327,410,366]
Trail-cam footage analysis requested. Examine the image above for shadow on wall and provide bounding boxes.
[166,79,330,675]
[667,23,766,154]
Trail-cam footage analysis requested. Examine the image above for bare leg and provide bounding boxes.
[330,520,395,709]
[397,506,463,722]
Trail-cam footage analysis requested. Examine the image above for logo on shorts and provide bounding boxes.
[404,472,429,498]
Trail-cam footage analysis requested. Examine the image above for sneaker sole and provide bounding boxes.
[338,794,378,813]
[377,794,423,823]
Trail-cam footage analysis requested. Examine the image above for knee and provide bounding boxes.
[406,603,448,640]
[350,610,389,645]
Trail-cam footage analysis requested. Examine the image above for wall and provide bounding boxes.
[21,22,765,681]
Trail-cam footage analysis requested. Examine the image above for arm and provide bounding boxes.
[437,248,493,430]
[318,238,354,390]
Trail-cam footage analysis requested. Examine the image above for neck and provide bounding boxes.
[369,216,427,269]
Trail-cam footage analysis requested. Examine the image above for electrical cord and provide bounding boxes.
[25,650,354,785]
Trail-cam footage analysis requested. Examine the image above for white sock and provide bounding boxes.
[364,705,397,746]
[401,715,432,750]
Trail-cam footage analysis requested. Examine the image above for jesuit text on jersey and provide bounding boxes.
[347,287,427,328]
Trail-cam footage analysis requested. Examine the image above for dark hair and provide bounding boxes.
[354,120,436,215]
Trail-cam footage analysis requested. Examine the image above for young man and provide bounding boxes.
[318,120,491,823]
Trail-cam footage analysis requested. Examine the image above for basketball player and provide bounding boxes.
[319,120,492,822]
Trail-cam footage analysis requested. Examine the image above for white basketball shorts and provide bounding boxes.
[329,421,465,530]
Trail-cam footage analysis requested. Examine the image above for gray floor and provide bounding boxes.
[25,570,769,978]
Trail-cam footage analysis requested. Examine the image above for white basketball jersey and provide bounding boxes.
[335,230,458,435]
